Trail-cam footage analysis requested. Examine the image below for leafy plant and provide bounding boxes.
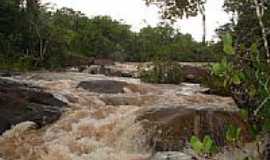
[211,34,245,87]
[190,135,217,155]
[225,124,241,145]
[223,33,235,55]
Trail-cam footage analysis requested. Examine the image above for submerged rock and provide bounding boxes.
[137,105,252,151]
[0,78,67,134]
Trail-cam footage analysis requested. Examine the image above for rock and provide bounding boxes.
[151,152,192,160]
[182,65,209,83]
[78,80,130,94]
[83,65,100,74]
[63,55,94,67]
[0,70,20,77]
[0,117,11,134]
[100,95,160,106]
[0,72,11,77]
[94,59,114,66]
[136,105,252,151]
[2,121,37,138]
[0,78,67,134]
[78,80,153,94]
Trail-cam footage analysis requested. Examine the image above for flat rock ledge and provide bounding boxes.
[136,105,253,151]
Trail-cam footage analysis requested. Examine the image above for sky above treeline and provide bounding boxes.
[42,0,231,41]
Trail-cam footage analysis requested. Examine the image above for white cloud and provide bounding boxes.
[42,0,231,41]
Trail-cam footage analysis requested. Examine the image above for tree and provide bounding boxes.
[144,0,207,44]
[253,0,270,63]
[223,0,270,55]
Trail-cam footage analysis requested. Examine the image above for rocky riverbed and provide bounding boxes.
[0,71,260,160]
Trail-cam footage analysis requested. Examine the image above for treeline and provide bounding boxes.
[0,0,217,70]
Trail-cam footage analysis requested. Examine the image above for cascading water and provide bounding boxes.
[0,72,154,160]
[0,72,255,160]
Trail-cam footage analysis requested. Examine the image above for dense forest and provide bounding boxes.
[0,0,220,70]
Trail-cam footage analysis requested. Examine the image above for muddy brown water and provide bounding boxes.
[0,72,244,160]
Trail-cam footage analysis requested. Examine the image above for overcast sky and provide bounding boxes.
[42,0,231,41]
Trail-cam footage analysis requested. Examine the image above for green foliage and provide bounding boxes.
[144,0,206,22]
[211,34,245,87]
[190,135,217,155]
[225,124,241,145]
[139,58,183,84]
[223,0,270,49]
[223,33,235,55]
[212,60,244,87]
[209,32,270,141]
[0,1,216,70]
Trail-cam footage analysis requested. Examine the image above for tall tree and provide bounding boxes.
[253,0,270,63]
[144,0,207,44]
[223,0,270,59]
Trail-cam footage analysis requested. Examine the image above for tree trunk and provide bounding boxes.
[197,0,206,45]
[254,0,270,63]
[202,13,206,45]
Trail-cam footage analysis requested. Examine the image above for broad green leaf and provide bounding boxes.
[190,136,203,153]
[203,136,214,153]
[239,72,246,81]
[212,63,226,76]
[232,74,241,85]
[223,33,235,55]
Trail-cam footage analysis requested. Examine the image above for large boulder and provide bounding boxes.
[63,55,94,67]
[78,80,155,94]
[136,105,252,151]
[182,65,209,83]
[94,59,114,66]
[0,78,67,134]
[78,80,132,94]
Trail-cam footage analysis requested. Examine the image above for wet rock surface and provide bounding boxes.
[137,105,252,151]
[78,79,156,94]
[182,65,209,83]
[78,80,133,94]
[0,78,67,134]
[79,62,209,83]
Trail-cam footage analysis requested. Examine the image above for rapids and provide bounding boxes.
[0,72,155,160]
[0,72,249,160]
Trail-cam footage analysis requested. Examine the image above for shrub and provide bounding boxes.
[190,135,217,156]
[225,124,241,145]
[139,58,183,84]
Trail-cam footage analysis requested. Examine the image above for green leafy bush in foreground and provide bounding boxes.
[225,124,241,145]
[190,135,217,155]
